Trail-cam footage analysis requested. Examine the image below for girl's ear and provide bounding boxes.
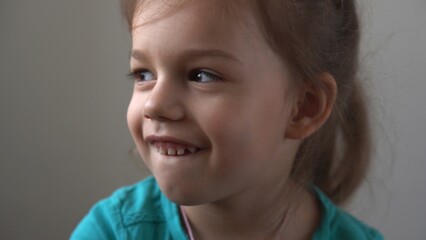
[285,73,337,139]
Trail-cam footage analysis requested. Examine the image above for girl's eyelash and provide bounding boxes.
[126,70,140,80]
[127,69,155,82]
[189,69,223,83]
[126,71,136,80]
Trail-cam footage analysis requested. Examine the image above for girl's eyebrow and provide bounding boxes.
[130,48,242,64]
[130,50,148,62]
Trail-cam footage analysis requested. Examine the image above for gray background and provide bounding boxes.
[0,0,425,239]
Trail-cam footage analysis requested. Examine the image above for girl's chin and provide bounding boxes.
[155,176,213,206]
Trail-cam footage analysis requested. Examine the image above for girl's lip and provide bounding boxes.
[145,135,201,149]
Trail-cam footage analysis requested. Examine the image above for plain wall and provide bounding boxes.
[0,0,425,239]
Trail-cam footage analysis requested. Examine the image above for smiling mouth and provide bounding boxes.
[153,142,201,156]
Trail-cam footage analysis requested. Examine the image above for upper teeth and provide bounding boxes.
[158,146,197,156]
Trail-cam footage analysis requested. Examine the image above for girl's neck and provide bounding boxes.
[181,180,320,240]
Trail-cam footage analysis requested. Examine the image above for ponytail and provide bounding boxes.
[307,81,371,205]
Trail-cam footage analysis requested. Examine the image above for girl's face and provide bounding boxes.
[127,0,299,205]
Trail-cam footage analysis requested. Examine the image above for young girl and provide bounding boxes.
[71,0,383,239]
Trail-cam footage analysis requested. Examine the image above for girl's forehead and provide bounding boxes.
[131,0,255,30]
[131,0,266,54]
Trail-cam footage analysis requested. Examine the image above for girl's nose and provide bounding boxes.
[143,80,185,121]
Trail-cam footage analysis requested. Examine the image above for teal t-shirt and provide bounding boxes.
[70,176,383,240]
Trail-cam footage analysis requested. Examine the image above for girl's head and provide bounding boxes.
[123,0,370,205]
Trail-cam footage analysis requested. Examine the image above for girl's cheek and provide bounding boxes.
[127,97,143,136]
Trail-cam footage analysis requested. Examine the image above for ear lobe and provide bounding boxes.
[285,73,337,139]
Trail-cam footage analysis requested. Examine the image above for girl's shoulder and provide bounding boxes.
[70,176,188,240]
[313,188,384,240]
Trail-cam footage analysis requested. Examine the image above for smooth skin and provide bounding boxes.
[127,1,336,239]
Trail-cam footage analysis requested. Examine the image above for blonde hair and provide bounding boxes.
[121,0,371,205]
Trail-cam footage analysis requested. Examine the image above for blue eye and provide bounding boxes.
[127,69,155,83]
[189,70,222,83]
